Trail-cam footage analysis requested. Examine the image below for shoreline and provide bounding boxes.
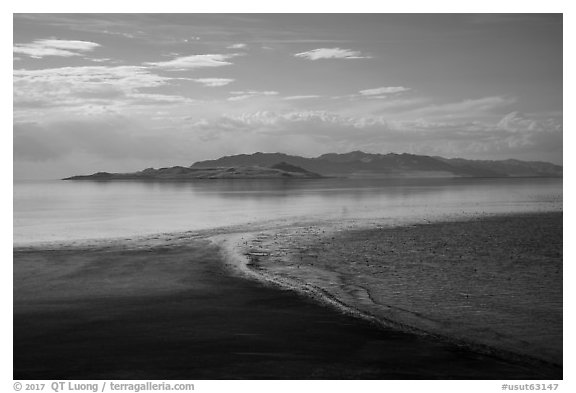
[211,232,386,328]
[215,211,562,371]
[14,205,561,250]
[14,210,562,378]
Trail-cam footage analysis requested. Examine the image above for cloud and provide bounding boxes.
[90,58,114,63]
[228,91,279,101]
[13,65,188,112]
[227,43,247,49]
[359,86,411,96]
[192,78,235,87]
[294,48,371,60]
[211,111,379,130]
[128,93,197,106]
[497,111,562,133]
[145,54,239,70]
[283,95,321,100]
[14,65,169,94]
[398,96,517,120]
[13,39,100,58]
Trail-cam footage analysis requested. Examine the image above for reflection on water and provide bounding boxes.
[14,178,562,245]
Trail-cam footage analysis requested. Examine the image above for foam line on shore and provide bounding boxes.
[210,232,394,329]
[211,230,485,339]
[210,222,563,373]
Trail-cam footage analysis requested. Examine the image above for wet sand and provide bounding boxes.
[231,212,562,372]
[13,214,562,379]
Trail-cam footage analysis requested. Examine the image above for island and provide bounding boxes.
[63,151,562,181]
[63,162,324,180]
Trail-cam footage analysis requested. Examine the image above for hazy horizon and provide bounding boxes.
[14,14,563,180]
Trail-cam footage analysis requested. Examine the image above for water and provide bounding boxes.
[13,178,562,246]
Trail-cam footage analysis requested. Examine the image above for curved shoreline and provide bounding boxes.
[14,209,562,375]
[209,213,562,374]
[211,232,387,328]
[17,223,558,379]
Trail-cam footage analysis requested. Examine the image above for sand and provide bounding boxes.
[13,213,562,379]
[225,212,562,369]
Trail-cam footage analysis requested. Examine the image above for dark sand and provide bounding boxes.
[238,212,562,373]
[14,214,562,379]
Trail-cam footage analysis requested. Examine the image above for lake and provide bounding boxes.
[13,178,562,246]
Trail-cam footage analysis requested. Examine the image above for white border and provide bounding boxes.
[4,3,572,392]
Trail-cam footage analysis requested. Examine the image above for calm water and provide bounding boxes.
[14,178,562,245]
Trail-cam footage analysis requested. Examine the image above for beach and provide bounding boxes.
[13,212,562,379]
[225,212,563,368]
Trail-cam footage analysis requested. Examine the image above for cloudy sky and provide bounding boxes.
[13,13,562,179]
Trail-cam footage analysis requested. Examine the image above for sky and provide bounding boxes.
[13,13,563,179]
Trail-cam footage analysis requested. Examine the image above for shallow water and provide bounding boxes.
[15,239,556,379]
[13,177,562,245]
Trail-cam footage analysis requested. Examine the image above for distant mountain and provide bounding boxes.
[64,164,324,181]
[270,161,320,175]
[434,157,563,178]
[64,151,562,181]
[192,151,562,178]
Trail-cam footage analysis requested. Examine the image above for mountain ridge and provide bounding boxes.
[64,151,562,180]
[63,163,324,181]
[191,151,562,178]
